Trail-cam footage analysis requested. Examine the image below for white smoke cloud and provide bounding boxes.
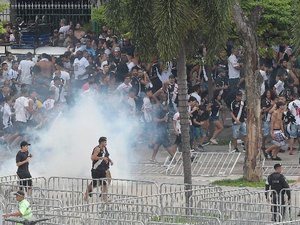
[0,93,140,179]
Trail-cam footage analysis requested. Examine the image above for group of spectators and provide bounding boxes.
[0,17,300,163]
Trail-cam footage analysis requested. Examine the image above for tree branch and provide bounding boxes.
[250,5,264,30]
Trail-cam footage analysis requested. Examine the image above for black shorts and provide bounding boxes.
[91,169,106,187]
[155,132,171,148]
[174,134,182,145]
[17,172,32,189]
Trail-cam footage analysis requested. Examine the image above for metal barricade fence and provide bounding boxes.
[48,177,159,200]
[97,202,160,222]
[189,188,250,207]
[0,175,18,183]
[166,152,241,176]
[273,221,300,225]
[46,203,100,225]
[0,177,47,198]
[146,217,222,225]
[115,187,225,209]
[279,188,300,221]
[159,183,222,194]
[97,219,145,225]
[197,199,282,222]
[262,161,300,176]
[222,219,274,225]
[161,206,222,221]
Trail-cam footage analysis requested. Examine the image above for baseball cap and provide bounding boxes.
[14,190,25,197]
[20,141,31,148]
[236,91,243,96]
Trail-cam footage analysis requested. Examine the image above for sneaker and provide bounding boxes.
[149,159,158,163]
[202,141,210,147]
[210,139,218,145]
[242,148,246,153]
[271,156,282,161]
[229,147,239,153]
[234,148,240,153]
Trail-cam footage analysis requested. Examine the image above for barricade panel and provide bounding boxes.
[166,152,241,176]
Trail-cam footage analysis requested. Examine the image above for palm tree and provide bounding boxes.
[100,0,234,190]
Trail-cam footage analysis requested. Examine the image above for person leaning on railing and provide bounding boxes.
[2,190,33,225]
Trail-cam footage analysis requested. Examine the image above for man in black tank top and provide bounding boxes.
[84,137,113,201]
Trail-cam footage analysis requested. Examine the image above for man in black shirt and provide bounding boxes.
[265,163,291,222]
[16,141,32,195]
[84,137,113,202]
[230,91,247,152]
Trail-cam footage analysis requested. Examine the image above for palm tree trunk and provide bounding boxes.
[177,41,192,205]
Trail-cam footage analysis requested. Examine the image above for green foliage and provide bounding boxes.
[211,178,295,188]
[153,0,196,60]
[91,6,106,25]
[292,0,300,53]
[241,0,293,46]
[127,0,157,61]
[0,3,9,34]
[100,0,234,62]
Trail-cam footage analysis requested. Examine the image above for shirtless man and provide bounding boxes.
[265,101,287,160]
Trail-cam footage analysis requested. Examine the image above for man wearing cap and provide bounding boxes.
[16,141,33,195]
[265,163,291,222]
[3,190,33,224]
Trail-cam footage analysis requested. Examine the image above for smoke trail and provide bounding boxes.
[0,93,140,179]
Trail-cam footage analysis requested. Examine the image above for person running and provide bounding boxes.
[3,190,33,224]
[209,91,224,144]
[16,141,33,196]
[84,137,113,201]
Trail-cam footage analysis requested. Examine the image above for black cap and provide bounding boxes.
[20,141,31,148]
[274,163,282,170]
[14,190,25,197]
[236,91,243,96]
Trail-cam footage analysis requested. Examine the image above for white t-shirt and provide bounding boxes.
[73,57,89,80]
[288,99,300,125]
[260,70,268,96]
[116,83,132,95]
[173,112,181,134]
[59,25,70,36]
[7,69,18,80]
[14,96,29,122]
[142,96,152,122]
[274,80,284,96]
[43,98,55,111]
[18,59,35,84]
[127,97,136,115]
[127,62,136,72]
[49,84,66,103]
[228,54,240,79]
[2,102,12,128]
[52,71,70,84]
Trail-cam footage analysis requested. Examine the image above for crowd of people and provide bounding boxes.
[0,18,300,163]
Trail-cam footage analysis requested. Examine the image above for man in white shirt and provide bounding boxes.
[58,19,70,37]
[73,50,89,89]
[18,52,35,85]
[116,76,132,98]
[287,94,300,154]
[228,48,243,92]
[14,88,30,134]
